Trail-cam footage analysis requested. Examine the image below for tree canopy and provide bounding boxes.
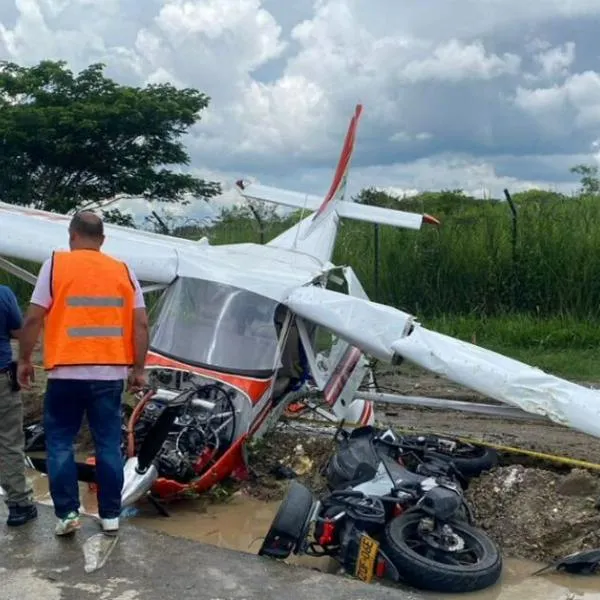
[570,164,600,196]
[0,59,221,225]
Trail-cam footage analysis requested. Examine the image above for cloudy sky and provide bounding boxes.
[2,0,600,222]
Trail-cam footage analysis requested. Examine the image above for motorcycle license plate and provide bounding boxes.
[354,533,379,583]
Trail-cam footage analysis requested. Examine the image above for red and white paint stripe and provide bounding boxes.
[323,346,363,407]
[358,399,374,426]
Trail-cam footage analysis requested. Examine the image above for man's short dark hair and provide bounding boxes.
[69,211,104,239]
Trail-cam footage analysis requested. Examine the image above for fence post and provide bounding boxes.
[374,223,380,301]
[503,188,518,310]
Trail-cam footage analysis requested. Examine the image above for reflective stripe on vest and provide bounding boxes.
[68,327,124,337]
[67,296,124,307]
[43,250,136,369]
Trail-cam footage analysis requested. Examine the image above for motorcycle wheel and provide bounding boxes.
[382,512,502,593]
[423,437,497,479]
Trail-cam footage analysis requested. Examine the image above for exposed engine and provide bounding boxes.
[122,373,237,483]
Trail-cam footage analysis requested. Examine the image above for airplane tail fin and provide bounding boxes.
[301,103,363,238]
[235,104,440,261]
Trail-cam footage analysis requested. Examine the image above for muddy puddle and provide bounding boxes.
[26,467,600,600]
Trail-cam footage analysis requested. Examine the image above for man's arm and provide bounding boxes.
[19,259,51,363]
[127,264,149,373]
[4,287,23,340]
[18,304,46,363]
[133,307,149,372]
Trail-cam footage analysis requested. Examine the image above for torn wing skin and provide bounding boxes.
[285,285,600,439]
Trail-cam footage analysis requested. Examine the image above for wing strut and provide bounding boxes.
[0,257,37,285]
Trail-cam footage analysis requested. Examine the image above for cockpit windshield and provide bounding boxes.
[149,277,282,377]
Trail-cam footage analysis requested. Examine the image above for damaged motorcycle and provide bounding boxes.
[258,426,502,594]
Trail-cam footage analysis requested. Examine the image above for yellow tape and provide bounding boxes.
[282,413,600,472]
[454,436,600,472]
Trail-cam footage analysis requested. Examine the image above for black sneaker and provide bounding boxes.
[7,504,38,527]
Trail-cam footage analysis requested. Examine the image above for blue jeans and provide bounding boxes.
[43,379,124,519]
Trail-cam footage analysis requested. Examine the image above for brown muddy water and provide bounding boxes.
[27,468,600,600]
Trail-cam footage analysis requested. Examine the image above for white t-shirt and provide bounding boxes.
[31,256,145,380]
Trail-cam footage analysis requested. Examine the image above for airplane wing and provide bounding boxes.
[0,201,209,284]
[285,285,600,439]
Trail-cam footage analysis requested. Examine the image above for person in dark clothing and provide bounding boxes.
[0,284,37,526]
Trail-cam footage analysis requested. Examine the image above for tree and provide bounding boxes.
[570,164,600,196]
[0,59,221,224]
[217,200,284,243]
[510,189,567,204]
[353,187,398,208]
[144,207,212,239]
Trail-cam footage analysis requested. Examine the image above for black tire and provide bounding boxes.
[424,440,498,479]
[382,512,502,593]
[258,480,315,559]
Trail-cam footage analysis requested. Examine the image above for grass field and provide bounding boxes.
[422,314,600,381]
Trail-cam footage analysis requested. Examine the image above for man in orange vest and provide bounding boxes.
[17,211,149,536]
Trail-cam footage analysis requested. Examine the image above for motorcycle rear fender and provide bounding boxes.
[259,480,318,559]
[340,523,400,582]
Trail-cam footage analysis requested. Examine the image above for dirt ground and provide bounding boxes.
[241,430,333,502]
[466,465,600,563]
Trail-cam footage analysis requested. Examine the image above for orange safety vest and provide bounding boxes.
[43,249,136,370]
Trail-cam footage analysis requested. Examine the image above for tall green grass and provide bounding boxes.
[333,194,600,318]
[5,191,600,320]
[189,192,600,320]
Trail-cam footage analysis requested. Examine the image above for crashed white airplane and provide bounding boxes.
[0,104,599,502]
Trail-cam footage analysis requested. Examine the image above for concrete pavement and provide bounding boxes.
[0,503,424,600]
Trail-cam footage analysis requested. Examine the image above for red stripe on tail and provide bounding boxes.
[314,104,363,219]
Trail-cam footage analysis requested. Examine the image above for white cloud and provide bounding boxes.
[377,187,420,200]
[1,0,599,211]
[534,41,576,79]
[347,155,579,201]
[401,39,521,83]
[515,71,600,129]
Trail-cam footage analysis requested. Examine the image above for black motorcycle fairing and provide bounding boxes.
[326,426,443,495]
[325,426,386,489]
[378,454,432,489]
[418,485,463,521]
